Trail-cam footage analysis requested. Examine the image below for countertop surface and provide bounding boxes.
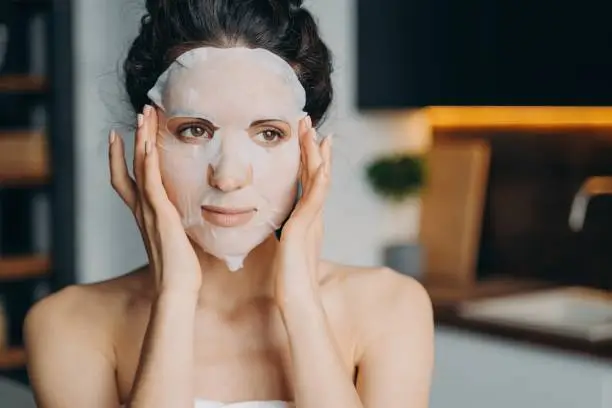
[426,278,612,362]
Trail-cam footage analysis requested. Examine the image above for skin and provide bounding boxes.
[24,106,434,408]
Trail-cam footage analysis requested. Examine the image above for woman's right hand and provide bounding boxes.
[108,104,202,296]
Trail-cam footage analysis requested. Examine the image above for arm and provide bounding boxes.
[28,107,200,408]
[280,289,363,408]
[25,288,198,408]
[277,120,433,407]
[24,287,120,408]
[276,124,360,408]
[108,106,202,408]
[355,278,434,408]
[127,292,198,408]
[281,272,434,408]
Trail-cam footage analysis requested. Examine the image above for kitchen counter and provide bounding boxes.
[426,278,612,362]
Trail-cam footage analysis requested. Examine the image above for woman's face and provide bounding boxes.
[148,47,306,271]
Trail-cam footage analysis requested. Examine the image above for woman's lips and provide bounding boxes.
[201,205,256,227]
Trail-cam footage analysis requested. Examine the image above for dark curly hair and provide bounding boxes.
[123,0,333,126]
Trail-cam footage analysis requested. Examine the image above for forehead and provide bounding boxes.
[162,54,302,124]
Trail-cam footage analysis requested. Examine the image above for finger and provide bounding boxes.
[143,138,173,212]
[133,108,147,197]
[294,162,329,220]
[314,135,332,217]
[320,133,333,176]
[136,105,158,185]
[109,130,138,210]
[305,116,322,169]
[301,118,323,189]
[297,116,307,138]
[148,104,160,148]
[309,163,330,209]
[298,118,307,186]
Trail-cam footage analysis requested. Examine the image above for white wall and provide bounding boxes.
[74,0,147,283]
[73,0,426,283]
[305,0,428,264]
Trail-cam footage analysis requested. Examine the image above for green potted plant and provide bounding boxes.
[365,152,426,278]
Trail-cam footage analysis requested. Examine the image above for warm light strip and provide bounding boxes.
[424,106,612,129]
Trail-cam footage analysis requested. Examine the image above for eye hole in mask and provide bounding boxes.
[168,118,217,143]
[249,120,291,147]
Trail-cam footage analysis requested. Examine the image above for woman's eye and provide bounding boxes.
[255,129,283,144]
[179,125,210,139]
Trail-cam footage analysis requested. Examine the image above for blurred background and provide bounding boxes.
[1,0,612,406]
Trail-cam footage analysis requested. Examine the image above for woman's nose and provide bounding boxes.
[207,131,254,192]
[207,161,252,192]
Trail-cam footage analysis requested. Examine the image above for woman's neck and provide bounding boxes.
[192,235,279,311]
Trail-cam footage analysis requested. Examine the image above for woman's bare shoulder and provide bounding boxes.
[24,267,151,347]
[23,269,150,406]
[320,261,433,352]
[321,261,432,312]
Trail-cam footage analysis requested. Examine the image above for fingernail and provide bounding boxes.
[137,114,144,128]
[109,129,116,144]
[144,140,150,155]
[305,116,312,129]
[143,105,152,117]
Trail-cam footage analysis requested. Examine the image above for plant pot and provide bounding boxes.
[380,195,424,278]
[383,242,424,279]
[383,195,421,244]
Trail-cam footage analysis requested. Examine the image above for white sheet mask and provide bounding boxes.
[147,47,307,271]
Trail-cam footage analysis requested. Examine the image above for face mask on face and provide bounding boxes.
[147,47,307,272]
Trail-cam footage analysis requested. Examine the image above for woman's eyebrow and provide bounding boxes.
[170,116,219,128]
[168,110,215,121]
[250,119,289,126]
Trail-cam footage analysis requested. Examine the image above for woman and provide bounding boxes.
[24,1,434,407]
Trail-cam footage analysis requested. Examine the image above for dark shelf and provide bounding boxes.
[0,347,26,371]
[0,75,47,94]
[0,0,75,382]
[0,131,49,185]
[0,256,50,281]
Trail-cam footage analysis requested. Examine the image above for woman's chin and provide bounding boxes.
[187,225,275,262]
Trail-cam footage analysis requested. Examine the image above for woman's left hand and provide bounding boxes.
[274,116,332,307]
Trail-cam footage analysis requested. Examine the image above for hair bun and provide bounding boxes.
[145,0,172,18]
[145,0,160,14]
[125,0,332,126]
[267,0,302,16]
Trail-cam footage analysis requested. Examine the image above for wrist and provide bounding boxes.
[155,289,199,308]
[276,283,321,315]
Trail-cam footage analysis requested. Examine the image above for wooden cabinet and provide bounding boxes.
[0,0,76,385]
[357,0,612,108]
[431,327,612,408]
